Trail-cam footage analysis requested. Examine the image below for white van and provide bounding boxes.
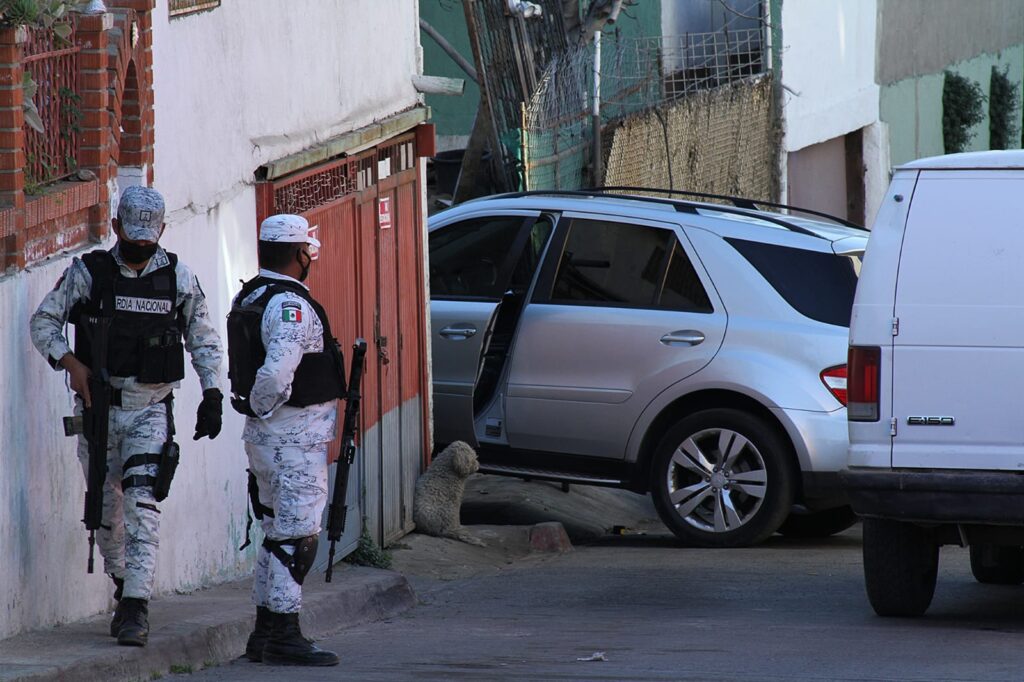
[843,150,1024,617]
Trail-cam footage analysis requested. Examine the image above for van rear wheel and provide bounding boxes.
[862,517,938,617]
[969,544,1024,585]
[649,409,795,547]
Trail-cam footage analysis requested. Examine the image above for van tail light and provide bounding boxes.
[847,346,881,422]
[820,365,847,406]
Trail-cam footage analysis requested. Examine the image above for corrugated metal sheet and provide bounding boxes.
[397,176,424,405]
[358,191,384,544]
[377,181,402,543]
[400,396,421,530]
[381,407,403,544]
[357,192,381,433]
[361,421,382,544]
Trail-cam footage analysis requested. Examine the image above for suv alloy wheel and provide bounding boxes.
[650,408,795,547]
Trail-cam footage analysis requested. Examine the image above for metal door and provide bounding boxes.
[302,194,362,564]
[428,211,540,445]
[891,170,1024,470]
[256,135,430,551]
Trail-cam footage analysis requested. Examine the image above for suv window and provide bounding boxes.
[659,241,713,311]
[726,238,858,326]
[547,219,712,312]
[429,216,525,300]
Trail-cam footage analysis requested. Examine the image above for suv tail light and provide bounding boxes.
[847,346,881,422]
[820,365,847,406]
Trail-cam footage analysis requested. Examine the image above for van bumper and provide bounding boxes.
[841,468,1024,525]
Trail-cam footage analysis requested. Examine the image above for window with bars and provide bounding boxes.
[169,0,220,18]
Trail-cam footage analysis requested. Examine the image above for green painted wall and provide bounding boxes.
[420,1,480,145]
[604,0,662,44]
[881,45,1024,165]
[420,0,662,146]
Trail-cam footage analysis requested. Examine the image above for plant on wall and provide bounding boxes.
[943,70,986,154]
[0,0,77,34]
[989,66,1021,150]
[1,1,79,138]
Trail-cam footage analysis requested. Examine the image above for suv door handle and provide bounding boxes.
[440,324,477,340]
[660,330,705,346]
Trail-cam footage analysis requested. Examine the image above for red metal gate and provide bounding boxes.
[256,132,428,547]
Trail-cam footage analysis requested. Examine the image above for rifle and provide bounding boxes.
[325,338,367,583]
[71,312,112,574]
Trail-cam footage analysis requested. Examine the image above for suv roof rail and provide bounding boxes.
[495,187,868,235]
[595,186,866,230]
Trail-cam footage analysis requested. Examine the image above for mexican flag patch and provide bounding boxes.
[282,303,302,323]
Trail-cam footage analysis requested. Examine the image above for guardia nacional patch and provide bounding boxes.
[282,301,302,323]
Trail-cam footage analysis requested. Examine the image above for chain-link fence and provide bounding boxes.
[468,0,568,190]
[523,27,771,193]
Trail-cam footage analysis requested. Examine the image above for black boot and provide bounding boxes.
[116,598,149,647]
[244,606,273,662]
[109,576,125,638]
[261,612,339,666]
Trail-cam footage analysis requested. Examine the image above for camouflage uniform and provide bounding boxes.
[30,244,222,600]
[238,269,336,614]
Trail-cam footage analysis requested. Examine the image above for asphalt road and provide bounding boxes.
[183,526,1024,681]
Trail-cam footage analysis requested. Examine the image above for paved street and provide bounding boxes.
[183,526,1024,681]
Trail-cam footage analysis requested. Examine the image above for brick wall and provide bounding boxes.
[0,1,154,274]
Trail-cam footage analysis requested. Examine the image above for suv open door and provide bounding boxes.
[428,211,553,446]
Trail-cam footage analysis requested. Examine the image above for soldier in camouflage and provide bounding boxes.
[29,186,224,647]
[230,214,343,667]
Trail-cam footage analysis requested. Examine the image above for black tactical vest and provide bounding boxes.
[70,249,185,383]
[227,276,346,408]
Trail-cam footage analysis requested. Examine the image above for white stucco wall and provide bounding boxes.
[778,0,885,216]
[0,0,421,639]
[780,0,879,154]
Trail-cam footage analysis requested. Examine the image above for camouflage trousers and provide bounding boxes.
[76,401,167,600]
[245,442,329,614]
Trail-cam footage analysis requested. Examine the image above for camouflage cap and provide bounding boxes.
[117,186,165,242]
[259,214,321,248]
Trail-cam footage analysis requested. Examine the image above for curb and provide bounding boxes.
[0,566,415,682]
[529,522,574,553]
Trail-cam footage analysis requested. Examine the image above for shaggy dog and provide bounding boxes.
[413,441,485,546]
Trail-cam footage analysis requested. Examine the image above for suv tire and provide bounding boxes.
[969,544,1024,585]
[777,506,858,539]
[862,517,938,617]
[650,409,795,547]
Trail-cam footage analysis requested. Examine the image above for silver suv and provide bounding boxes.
[428,190,866,546]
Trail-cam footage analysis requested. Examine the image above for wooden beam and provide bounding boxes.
[413,74,466,96]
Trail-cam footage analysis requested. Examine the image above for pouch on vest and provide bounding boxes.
[227,297,267,400]
[138,331,186,384]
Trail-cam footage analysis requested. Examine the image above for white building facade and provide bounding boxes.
[0,0,427,638]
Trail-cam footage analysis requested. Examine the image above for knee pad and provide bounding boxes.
[263,535,319,586]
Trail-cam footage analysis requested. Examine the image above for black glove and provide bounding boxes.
[194,388,223,440]
[230,396,257,417]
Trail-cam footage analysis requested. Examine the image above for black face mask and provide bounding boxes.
[296,250,312,283]
[119,240,158,264]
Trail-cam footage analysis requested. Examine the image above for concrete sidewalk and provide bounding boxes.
[0,565,414,682]
[0,475,653,682]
